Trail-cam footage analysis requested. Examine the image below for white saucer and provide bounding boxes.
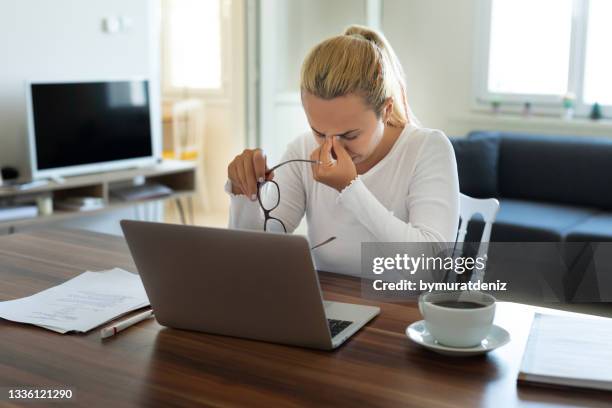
[406,320,510,357]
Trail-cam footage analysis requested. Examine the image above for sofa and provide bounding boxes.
[450,131,612,243]
[450,131,612,303]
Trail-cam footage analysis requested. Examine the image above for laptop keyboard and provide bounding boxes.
[327,319,353,338]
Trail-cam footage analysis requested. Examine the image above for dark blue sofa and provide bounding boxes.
[451,131,612,242]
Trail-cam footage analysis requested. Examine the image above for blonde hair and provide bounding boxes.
[300,25,419,127]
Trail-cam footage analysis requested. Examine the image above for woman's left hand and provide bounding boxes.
[310,136,358,192]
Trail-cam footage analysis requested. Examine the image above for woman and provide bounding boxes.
[226,25,459,275]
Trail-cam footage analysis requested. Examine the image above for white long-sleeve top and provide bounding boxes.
[226,123,460,276]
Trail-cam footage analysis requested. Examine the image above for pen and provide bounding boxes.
[100,309,154,339]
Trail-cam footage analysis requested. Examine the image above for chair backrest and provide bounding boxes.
[171,99,205,161]
[455,193,500,281]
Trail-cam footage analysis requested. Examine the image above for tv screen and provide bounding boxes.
[28,80,155,177]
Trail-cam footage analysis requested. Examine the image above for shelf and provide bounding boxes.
[3,192,193,230]
[0,160,196,198]
[0,161,197,232]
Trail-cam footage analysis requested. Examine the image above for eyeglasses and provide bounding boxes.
[257,159,336,250]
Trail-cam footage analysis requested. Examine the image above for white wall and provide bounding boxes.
[0,0,162,235]
[383,0,475,136]
[257,0,488,165]
[256,0,612,158]
[0,0,160,178]
[383,0,612,138]
[258,0,370,163]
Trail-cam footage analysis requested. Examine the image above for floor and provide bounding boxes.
[164,201,229,229]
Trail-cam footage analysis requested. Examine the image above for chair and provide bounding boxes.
[454,193,500,282]
[170,99,210,214]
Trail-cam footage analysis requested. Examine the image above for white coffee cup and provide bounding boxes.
[418,291,496,348]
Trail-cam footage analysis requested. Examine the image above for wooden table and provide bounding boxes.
[0,229,610,407]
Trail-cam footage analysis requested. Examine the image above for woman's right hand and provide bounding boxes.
[227,148,274,200]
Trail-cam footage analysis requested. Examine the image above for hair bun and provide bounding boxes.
[344,25,382,47]
[348,32,368,41]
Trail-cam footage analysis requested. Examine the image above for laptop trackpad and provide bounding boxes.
[324,300,380,323]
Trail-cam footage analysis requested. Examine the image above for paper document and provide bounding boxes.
[518,313,612,391]
[0,268,150,334]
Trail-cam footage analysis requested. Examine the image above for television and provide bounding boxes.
[26,79,160,179]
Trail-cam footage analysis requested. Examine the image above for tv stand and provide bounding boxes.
[0,160,196,234]
[48,175,66,185]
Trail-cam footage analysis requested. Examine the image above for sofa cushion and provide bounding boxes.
[450,133,500,198]
[465,199,598,242]
[491,132,612,210]
[565,213,612,242]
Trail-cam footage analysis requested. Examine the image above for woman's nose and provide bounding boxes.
[334,135,347,147]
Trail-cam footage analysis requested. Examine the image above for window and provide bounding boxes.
[583,0,612,105]
[476,0,612,115]
[162,0,227,93]
[487,0,572,96]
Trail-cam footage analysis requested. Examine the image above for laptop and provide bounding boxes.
[120,220,380,350]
